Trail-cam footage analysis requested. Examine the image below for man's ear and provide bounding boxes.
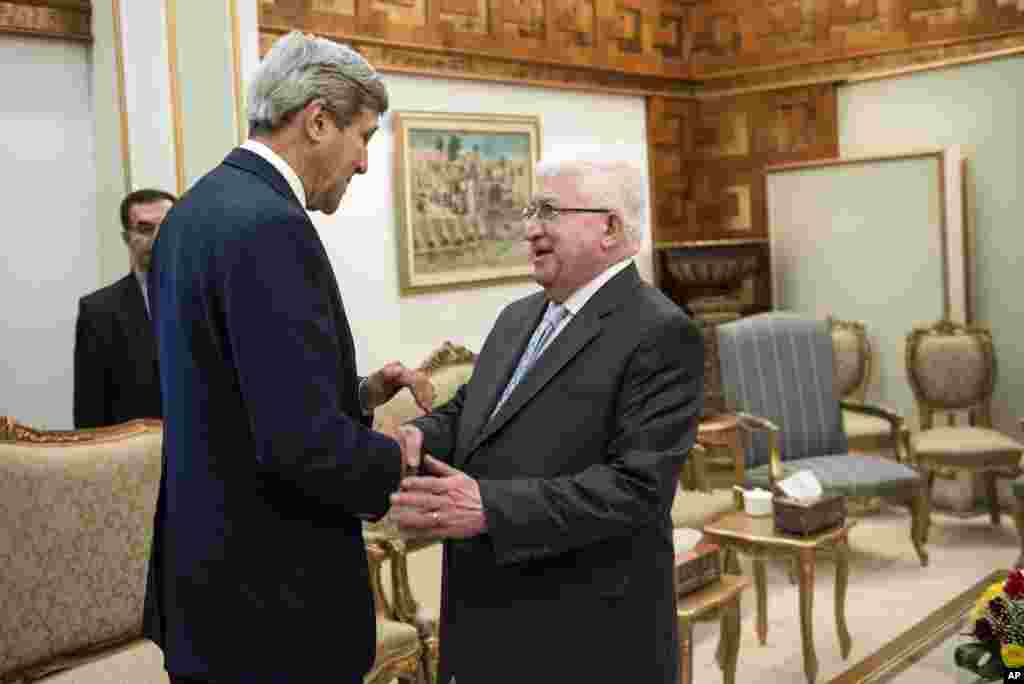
[303,99,330,143]
[603,213,623,246]
[121,231,131,246]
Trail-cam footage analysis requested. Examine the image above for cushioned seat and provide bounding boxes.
[911,426,1024,466]
[672,488,736,529]
[30,640,167,684]
[744,453,921,498]
[1013,477,1024,498]
[843,411,892,441]
[376,619,421,662]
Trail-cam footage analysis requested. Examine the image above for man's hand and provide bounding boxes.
[365,361,434,413]
[390,456,486,540]
[396,425,424,477]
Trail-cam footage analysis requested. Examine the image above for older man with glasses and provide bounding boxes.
[391,159,705,684]
[73,188,176,428]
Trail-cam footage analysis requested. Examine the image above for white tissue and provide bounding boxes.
[673,528,703,554]
[776,470,824,500]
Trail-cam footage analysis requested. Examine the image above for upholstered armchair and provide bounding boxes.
[829,316,902,460]
[0,417,168,684]
[672,444,741,531]
[716,313,929,566]
[905,321,1023,545]
[364,538,428,684]
[368,341,477,684]
[0,416,426,684]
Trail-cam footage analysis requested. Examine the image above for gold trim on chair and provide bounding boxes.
[418,341,476,374]
[0,417,162,444]
[827,316,872,403]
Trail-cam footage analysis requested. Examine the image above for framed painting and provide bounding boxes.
[392,111,541,294]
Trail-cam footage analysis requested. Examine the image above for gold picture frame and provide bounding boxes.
[393,111,541,294]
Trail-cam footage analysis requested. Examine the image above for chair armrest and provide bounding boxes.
[684,444,711,493]
[840,399,902,427]
[365,539,393,619]
[841,400,907,461]
[732,411,783,485]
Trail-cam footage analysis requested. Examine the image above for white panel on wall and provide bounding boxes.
[767,152,966,425]
[314,74,653,372]
[839,56,1024,437]
[0,36,98,429]
[119,0,176,193]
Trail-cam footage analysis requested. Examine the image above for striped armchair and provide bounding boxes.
[716,313,929,566]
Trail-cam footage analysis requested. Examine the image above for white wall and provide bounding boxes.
[0,35,98,428]
[315,73,653,371]
[839,56,1024,437]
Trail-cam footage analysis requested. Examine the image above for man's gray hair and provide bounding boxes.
[535,160,647,245]
[247,31,388,135]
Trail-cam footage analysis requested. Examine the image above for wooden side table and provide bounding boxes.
[703,512,856,684]
[677,574,751,684]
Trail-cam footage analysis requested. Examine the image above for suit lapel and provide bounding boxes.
[456,296,546,467]
[119,274,157,363]
[463,264,643,460]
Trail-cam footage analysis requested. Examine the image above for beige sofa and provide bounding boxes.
[0,418,167,684]
[0,416,428,684]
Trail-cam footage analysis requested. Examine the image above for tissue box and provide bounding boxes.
[674,542,722,597]
[773,494,846,536]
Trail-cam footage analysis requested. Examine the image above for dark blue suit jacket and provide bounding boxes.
[143,148,401,683]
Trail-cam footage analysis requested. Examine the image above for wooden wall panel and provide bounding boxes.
[693,0,1024,89]
[648,84,837,245]
[0,0,90,41]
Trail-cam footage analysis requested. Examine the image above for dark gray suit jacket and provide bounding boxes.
[73,273,161,428]
[413,264,704,684]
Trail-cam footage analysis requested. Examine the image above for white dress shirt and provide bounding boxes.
[540,257,635,354]
[240,139,308,209]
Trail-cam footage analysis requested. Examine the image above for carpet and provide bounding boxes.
[400,504,1020,683]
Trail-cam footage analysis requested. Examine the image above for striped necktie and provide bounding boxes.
[490,303,568,420]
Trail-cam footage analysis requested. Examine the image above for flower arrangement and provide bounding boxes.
[956,569,1024,680]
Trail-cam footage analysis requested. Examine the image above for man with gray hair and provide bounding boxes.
[143,31,429,684]
[390,160,704,683]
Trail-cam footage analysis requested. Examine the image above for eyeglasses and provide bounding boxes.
[522,199,611,222]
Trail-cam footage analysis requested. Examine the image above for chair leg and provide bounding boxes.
[987,472,1001,527]
[922,470,935,545]
[910,481,930,567]
[1014,495,1024,569]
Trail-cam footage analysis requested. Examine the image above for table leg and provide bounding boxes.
[679,616,694,684]
[719,594,741,684]
[798,548,819,684]
[835,534,852,659]
[753,558,768,645]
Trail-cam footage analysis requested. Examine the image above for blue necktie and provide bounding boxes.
[491,303,568,419]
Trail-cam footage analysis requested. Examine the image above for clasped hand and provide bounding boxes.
[390,453,487,541]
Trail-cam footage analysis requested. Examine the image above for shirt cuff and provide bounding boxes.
[358,377,372,416]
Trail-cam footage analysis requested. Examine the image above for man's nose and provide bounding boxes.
[524,220,544,239]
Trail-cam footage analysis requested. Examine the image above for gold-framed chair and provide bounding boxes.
[905,320,1023,543]
[0,417,168,684]
[364,538,428,684]
[368,341,478,684]
[715,313,929,567]
[828,316,902,460]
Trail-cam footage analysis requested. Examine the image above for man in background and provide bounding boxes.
[392,160,704,684]
[73,188,175,428]
[144,31,428,684]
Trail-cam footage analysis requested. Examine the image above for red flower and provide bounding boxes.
[1005,569,1024,599]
